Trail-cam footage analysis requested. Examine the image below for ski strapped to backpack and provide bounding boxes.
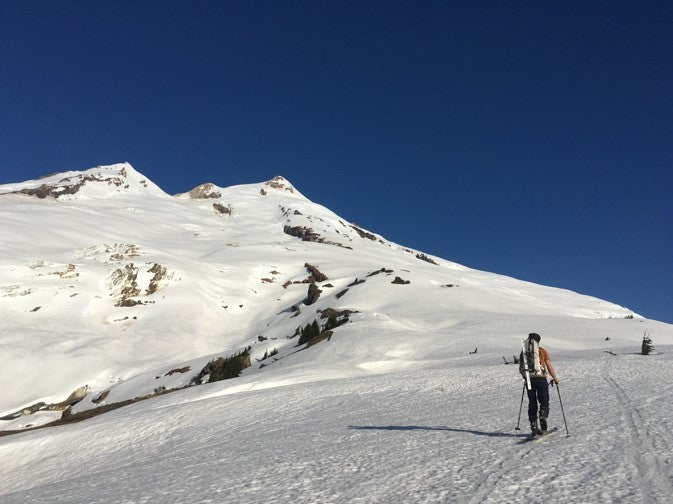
[525,336,542,376]
[521,338,531,390]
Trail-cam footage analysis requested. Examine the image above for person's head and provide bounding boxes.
[529,332,541,343]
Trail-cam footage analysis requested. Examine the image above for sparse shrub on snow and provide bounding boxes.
[260,348,278,361]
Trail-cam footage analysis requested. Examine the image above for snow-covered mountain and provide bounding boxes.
[2,163,673,502]
[0,162,654,421]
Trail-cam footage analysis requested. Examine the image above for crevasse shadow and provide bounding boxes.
[348,425,527,438]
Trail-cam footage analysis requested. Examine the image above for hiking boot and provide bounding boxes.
[539,407,549,432]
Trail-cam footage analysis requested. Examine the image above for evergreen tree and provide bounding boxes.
[298,320,321,345]
[324,315,339,331]
[207,347,252,382]
[641,332,654,355]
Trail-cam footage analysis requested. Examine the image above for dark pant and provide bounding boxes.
[527,377,550,422]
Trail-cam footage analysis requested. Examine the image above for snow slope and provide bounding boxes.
[1,336,672,503]
[1,163,672,502]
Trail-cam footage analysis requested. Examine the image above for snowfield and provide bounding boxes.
[1,163,672,503]
[1,343,672,503]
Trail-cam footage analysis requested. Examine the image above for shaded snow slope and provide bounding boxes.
[0,163,659,426]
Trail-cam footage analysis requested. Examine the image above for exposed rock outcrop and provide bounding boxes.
[335,289,349,299]
[0,386,89,420]
[265,176,295,193]
[306,283,323,305]
[2,167,131,199]
[367,267,393,277]
[304,263,328,283]
[183,183,222,199]
[109,263,140,306]
[350,225,377,241]
[391,277,411,285]
[213,202,231,215]
[108,262,171,306]
[317,307,358,321]
[146,263,168,295]
[283,225,352,249]
[283,225,323,242]
[415,253,439,265]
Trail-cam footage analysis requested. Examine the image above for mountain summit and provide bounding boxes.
[0,163,643,429]
[0,162,167,199]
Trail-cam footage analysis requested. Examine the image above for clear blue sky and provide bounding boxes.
[1,1,671,323]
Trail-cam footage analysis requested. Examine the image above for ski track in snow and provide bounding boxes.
[601,360,673,504]
[465,432,545,504]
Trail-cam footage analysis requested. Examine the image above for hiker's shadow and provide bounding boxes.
[348,425,527,439]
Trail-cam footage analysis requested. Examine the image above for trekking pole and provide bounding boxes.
[551,380,570,437]
[515,382,526,430]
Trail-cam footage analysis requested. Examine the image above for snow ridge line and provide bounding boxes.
[601,361,673,504]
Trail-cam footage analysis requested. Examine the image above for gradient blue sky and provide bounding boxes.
[1,1,671,323]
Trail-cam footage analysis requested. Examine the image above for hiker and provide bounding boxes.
[519,332,560,436]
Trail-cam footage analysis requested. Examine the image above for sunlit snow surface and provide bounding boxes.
[2,346,673,503]
[1,164,672,502]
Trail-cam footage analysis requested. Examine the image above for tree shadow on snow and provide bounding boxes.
[348,425,527,439]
